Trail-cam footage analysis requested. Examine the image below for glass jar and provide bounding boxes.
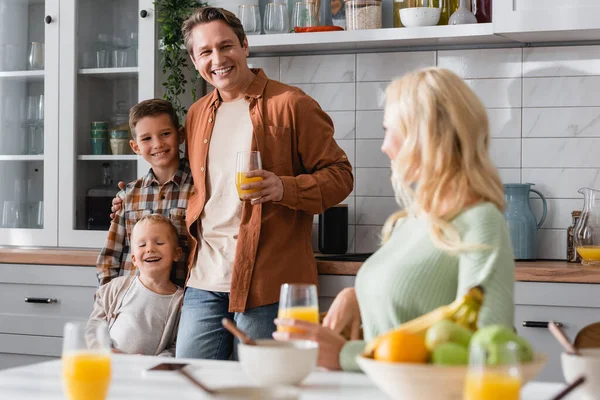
[574,187,600,265]
[345,0,382,30]
[567,210,582,263]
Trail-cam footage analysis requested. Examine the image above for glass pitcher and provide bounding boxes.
[573,188,600,266]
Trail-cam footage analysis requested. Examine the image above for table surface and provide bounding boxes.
[0,354,579,399]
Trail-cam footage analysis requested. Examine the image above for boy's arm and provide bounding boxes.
[96,208,127,285]
[85,284,110,348]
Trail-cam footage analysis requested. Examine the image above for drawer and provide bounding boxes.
[0,333,62,358]
[0,353,56,371]
[318,275,356,312]
[0,283,96,336]
[515,305,600,382]
[0,264,97,287]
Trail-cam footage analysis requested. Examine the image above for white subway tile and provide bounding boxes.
[336,139,355,171]
[356,139,388,168]
[356,110,384,139]
[488,108,522,138]
[328,111,355,140]
[295,83,355,111]
[356,168,393,197]
[248,56,280,81]
[537,229,567,260]
[438,48,522,79]
[530,198,583,230]
[280,54,355,84]
[521,169,600,198]
[522,138,600,168]
[357,51,436,82]
[523,77,600,107]
[522,107,600,138]
[465,78,522,108]
[356,82,390,110]
[356,197,399,226]
[490,139,521,168]
[355,225,382,253]
[523,46,600,77]
[497,168,521,184]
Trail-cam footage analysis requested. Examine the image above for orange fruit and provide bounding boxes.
[373,331,429,363]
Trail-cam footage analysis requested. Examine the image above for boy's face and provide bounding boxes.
[130,221,182,276]
[130,114,184,169]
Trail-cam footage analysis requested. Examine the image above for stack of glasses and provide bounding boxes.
[90,121,109,155]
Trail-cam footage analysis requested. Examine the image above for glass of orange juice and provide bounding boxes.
[236,151,263,200]
[464,341,522,400]
[62,321,112,400]
[277,283,319,334]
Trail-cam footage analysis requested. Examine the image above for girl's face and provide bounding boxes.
[381,118,403,161]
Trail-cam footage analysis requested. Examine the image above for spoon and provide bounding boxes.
[222,318,256,346]
[550,375,586,400]
[548,320,580,355]
[178,368,218,396]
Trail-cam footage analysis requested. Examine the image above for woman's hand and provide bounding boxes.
[322,288,362,340]
[273,319,346,371]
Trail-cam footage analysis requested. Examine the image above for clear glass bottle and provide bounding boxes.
[567,210,582,263]
[574,188,600,265]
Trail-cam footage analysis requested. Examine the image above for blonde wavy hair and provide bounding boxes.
[381,67,505,253]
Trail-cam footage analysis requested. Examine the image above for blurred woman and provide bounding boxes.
[273,67,515,371]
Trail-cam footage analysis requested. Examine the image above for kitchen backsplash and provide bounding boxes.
[246,45,600,259]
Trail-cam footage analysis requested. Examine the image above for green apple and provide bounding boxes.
[470,325,534,364]
[431,342,469,366]
[425,320,473,351]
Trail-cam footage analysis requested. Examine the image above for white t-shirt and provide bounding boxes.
[187,98,253,292]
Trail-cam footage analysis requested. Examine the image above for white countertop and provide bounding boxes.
[0,355,576,399]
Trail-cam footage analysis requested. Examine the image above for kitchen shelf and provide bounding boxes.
[0,155,44,161]
[78,67,138,78]
[247,23,515,55]
[77,155,137,161]
[0,70,44,81]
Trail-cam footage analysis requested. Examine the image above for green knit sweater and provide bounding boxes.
[340,202,515,371]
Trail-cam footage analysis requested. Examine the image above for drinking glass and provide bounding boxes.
[464,341,522,400]
[29,201,43,229]
[235,151,263,200]
[264,3,289,34]
[96,49,109,68]
[62,321,112,400]
[2,201,23,228]
[27,42,44,70]
[239,5,262,35]
[292,1,317,28]
[112,49,127,68]
[277,283,319,333]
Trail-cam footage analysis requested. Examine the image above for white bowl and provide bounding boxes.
[400,7,441,27]
[561,349,600,400]
[356,354,547,400]
[214,386,300,400]
[238,340,318,386]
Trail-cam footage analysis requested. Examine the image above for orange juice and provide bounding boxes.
[277,306,319,333]
[576,246,600,263]
[63,352,111,400]
[464,372,521,400]
[236,172,263,199]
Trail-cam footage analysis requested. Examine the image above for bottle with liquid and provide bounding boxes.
[567,210,582,263]
[574,188,600,265]
[472,0,491,23]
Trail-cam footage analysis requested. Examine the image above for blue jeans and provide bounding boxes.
[176,287,278,360]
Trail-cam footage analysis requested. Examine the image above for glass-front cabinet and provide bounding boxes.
[0,0,59,246]
[59,0,154,247]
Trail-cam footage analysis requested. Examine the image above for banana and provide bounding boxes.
[364,286,485,358]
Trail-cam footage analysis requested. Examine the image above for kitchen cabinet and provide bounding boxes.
[0,0,155,248]
[0,264,97,370]
[494,0,600,42]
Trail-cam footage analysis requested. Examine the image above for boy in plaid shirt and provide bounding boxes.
[96,99,193,287]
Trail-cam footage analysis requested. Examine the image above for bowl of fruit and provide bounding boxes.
[356,287,547,400]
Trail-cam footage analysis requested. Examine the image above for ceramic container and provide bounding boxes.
[400,7,441,27]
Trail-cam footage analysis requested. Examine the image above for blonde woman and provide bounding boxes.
[273,67,515,371]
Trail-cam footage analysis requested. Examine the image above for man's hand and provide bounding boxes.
[241,170,284,205]
[109,181,126,219]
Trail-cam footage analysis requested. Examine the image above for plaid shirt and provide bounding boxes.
[96,158,194,286]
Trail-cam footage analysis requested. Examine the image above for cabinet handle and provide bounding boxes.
[522,321,563,328]
[45,15,52,24]
[140,10,148,18]
[24,297,58,304]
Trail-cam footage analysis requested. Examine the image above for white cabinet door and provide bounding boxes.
[58,0,154,248]
[0,0,60,246]
[494,0,600,42]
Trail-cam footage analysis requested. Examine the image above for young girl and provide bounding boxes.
[86,214,185,356]
[273,67,515,371]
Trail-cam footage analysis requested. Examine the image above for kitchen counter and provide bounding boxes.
[1,247,600,283]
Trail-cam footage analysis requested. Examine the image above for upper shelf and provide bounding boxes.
[0,70,44,81]
[247,24,513,55]
[78,67,138,79]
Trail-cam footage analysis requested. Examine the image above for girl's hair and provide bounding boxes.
[381,67,504,253]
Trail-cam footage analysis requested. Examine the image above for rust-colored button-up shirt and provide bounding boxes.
[185,69,354,312]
